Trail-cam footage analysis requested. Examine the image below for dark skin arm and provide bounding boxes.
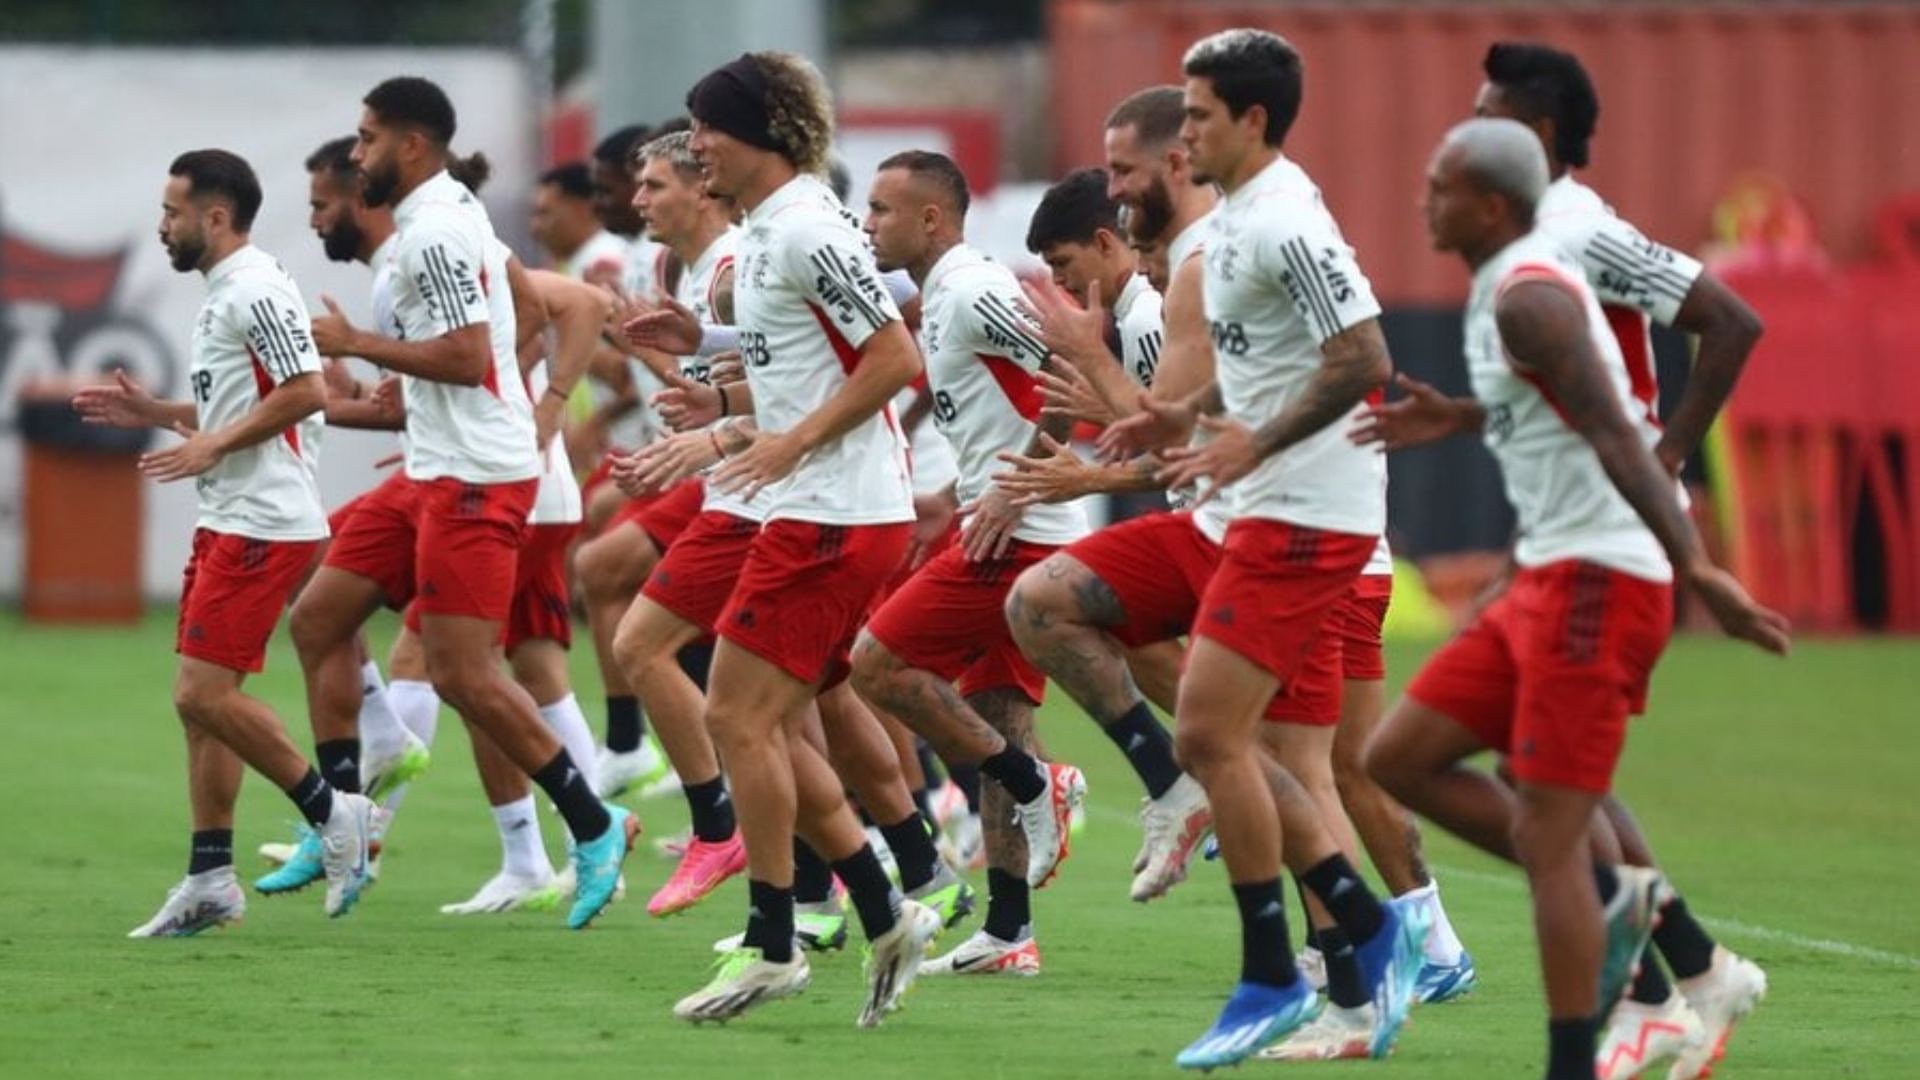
[1652,271,1763,474]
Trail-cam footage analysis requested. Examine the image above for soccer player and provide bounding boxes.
[1099,32,1430,1068]
[86,149,378,934]
[1365,117,1790,1080]
[623,52,940,1026]
[850,149,1091,977]
[293,76,634,930]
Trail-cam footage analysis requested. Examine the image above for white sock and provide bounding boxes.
[386,679,441,747]
[538,693,600,795]
[493,796,551,879]
[1404,881,1466,966]
[358,661,409,761]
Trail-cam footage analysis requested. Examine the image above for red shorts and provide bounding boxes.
[324,473,537,622]
[608,477,704,552]
[642,509,760,633]
[176,529,320,673]
[506,521,582,651]
[875,517,961,604]
[1407,560,1673,794]
[719,519,912,688]
[1266,572,1394,726]
[1061,511,1221,647]
[1195,519,1376,686]
[865,539,1059,703]
[581,450,623,508]
[327,493,365,537]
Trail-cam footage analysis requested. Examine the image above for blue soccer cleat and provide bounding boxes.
[1176,977,1323,1071]
[567,803,639,929]
[1353,896,1434,1058]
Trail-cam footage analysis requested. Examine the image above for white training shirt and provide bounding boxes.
[918,243,1088,547]
[732,174,913,526]
[526,360,583,525]
[1153,210,1232,546]
[1112,271,1165,390]
[1201,154,1386,536]
[1465,231,1672,582]
[561,228,629,285]
[390,170,538,484]
[674,228,764,524]
[188,244,327,540]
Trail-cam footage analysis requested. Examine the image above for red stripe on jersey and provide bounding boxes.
[248,349,300,453]
[808,302,862,374]
[708,255,735,314]
[1512,365,1576,428]
[1491,269,1583,429]
[1602,303,1662,426]
[978,353,1043,423]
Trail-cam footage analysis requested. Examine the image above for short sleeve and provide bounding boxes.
[783,217,902,350]
[1568,215,1704,326]
[234,276,320,384]
[399,215,490,338]
[1260,209,1381,345]
[961,280,1050,372]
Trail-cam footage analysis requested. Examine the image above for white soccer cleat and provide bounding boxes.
[674,948,812,1024]
[318,793,380,918]
[1257,1002,1375,1061]
[1013,762,1087,889]
[361,729,431,803]
[1668,947,1767,1080]
[439,871,561,915]
[1297,944,1328,992]
[942,811,984,872]
[859,898,942,1027]
[594,737,669,798]
[918,927,1041,977]
[257,841,298,867]
[929,778,970,829]
[129,869,245,938]
[1596,996,1707,1080]
[1131,774,1211,902]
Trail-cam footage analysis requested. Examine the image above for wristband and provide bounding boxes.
[696,324,741,358]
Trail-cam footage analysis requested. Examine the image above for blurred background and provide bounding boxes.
[3,0,1917,635]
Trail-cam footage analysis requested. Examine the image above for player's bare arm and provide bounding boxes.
[141,371,326,483]
[528,268,612,450]
[310,294,494,387]
[962,357,1079,560]
[1654,271,1764,474]
[1349,371,1487,450]
[72,370,199,432]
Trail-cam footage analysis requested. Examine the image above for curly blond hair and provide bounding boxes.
[751,51,836,178]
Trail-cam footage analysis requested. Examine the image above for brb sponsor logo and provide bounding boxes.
[0,225,178,430]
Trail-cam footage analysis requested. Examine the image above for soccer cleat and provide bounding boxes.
[129,869,245,938]
[905,863,976,930]
[930,778,970,829]
[1415,950,1480,1004]
[1012,761,1086,889]
[647,832,747,917]
[439,871,561,915]
[362,731,431,804]
[257,840,298,867]
[1131,774,1211,902]
[1352,896,1434,1058]
[1599,867,1672,1020]
[712,898,850,954]
[1596,997,1707,1080]
[594,736,670,798]
[319,792,380,918]
[1668,946,1767,1080]
[674,948,812,1024]
[1256,1002,1375,1061]
[254,827,324,894]
[1297,944,1328,992]
[942,811,985,872]
[1175,977,1323,1070]
[859,898,942,1027]
[567,803,640,929]
[918,928,1041,977]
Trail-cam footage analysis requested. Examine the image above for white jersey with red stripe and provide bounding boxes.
[1139,216,1232,545]
[733,173,912,525]
[1201,155,1386,536]
[390,170,538,484]
[919,243,1088,547]
[1535,175,1703,426]
[1466,231,1671,582]
[674,228,765,523]
[561,228,629,285]
[188,244,327,540]
[1112,271,1165,389]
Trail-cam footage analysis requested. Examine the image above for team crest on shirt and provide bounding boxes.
[1486,401,1515,445]
[1207,241,1242,282]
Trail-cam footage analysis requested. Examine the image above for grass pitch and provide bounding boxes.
[1,610,1915,1079]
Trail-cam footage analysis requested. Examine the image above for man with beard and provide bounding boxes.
[80,149,378,934]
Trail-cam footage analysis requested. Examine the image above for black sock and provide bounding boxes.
[742,879,795,963]
[1301,854,1386,946]
[286,768,335,829]
[1630,953,1674,1004]
[315,738,362,795]
[1593,864,1619,903]
[1316,927,1369,1008]
[1546,1015,1601,1080]
[984,867,1031,941]
[676,641,714,693]
[832,845,902,941]
[531,750,611,841]
[916,742,946,791]
[1651,894,1717,980]
[879,813,941,893]
[980,745,1045,803]
[188,829,233,875]
[950,761,982,812]
[793,838,834,904]
[604,696,643,753]
[912,786,934,824]
[1232,878,1298,988]
[683,776,736,843]
[1102,701,1183,799]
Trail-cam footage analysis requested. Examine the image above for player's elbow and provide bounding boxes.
[285,373,328,418]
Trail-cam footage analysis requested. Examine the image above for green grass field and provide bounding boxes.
[2,610,1916,1079]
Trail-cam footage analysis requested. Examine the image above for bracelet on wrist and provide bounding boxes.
[709,428,727,459]
[544,385,572,401]
[717,382,731,417]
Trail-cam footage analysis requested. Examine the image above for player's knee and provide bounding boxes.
[171,674,226,726]
[1003,564,1069,646]
[847,635,897,704]
[1173,722,1235,775]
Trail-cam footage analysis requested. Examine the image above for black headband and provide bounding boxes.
[686,55,786,156]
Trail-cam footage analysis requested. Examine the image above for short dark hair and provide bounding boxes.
[877,149,970,219]
[1182,29,1304,147]
[363,76,457,147]
[539,162,595,200]
[1026,168,1120,254]
[594,124,651,167]
[447,151,492,193]
[1483,42,1599,169]
[169,149,262,232]
[304,135,357,181]
[1104,86,1186,149]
